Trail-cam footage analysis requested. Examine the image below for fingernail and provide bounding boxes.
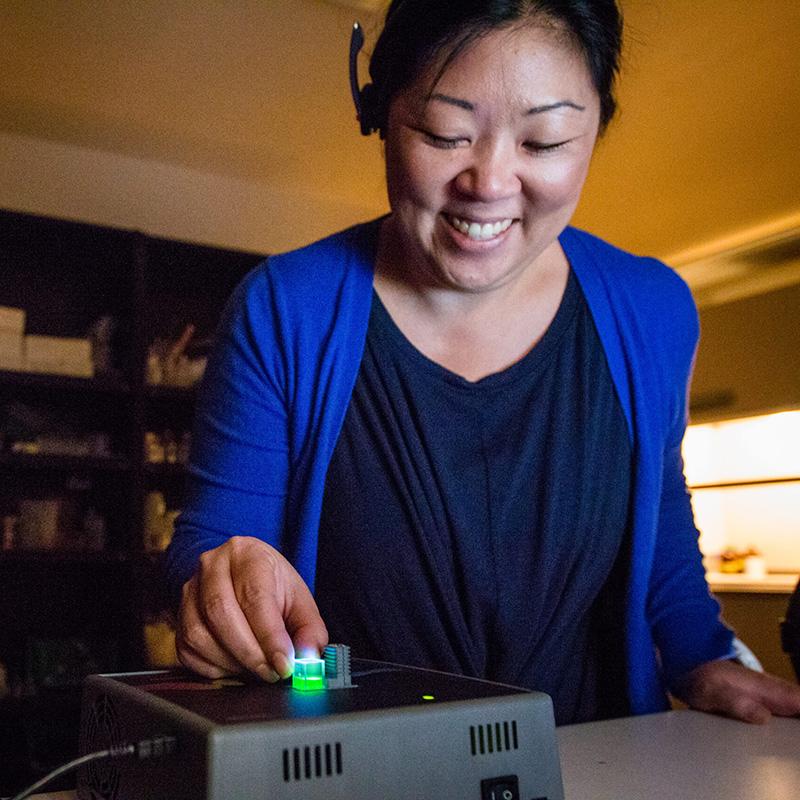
[273,652,293,679]
[256,663,280,683]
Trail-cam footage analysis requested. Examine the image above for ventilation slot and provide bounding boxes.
[81,692,124,800]
[283,742,343,781]
[470,720,518,756]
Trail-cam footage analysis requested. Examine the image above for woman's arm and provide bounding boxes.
[165,266,327,680]
[649,435,800,722]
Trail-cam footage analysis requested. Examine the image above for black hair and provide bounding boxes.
[360,0,622,137]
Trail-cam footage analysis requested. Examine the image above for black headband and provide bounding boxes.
[349,22,380,136]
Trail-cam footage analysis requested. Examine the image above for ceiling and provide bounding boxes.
[1,0,799,290]
[320,0,385,10]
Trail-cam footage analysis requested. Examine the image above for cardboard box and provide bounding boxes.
[0,331,24,371]
[24,335,94,377]
[0,305,25,334]
[25,335,91,363]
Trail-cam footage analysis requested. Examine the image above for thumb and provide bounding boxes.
[730,696,771,725]
[284,573,329,660]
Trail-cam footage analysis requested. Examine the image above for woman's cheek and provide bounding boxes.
[527,155,593,208]
[392,154,453,206]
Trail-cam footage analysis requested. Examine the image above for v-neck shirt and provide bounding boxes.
[315,267,632,724]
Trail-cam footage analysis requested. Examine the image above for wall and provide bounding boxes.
[691,282,800,422]
[716,592,795,683]
[0,131,380,254]
[3,1,800,261]
[0,0,389,253]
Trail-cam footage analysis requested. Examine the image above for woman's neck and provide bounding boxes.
[373,218,570,382]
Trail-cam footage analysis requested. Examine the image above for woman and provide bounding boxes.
[166,0,800,724]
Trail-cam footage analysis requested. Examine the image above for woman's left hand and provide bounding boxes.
[673,658,800,723]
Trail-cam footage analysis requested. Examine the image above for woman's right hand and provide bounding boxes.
[176,536,328,682]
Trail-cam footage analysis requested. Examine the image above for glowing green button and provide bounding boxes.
[292,657,326,692]
[422,695,435,701]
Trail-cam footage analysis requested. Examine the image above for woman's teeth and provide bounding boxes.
[448,216,514,241]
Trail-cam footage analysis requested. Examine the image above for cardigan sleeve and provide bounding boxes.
[164,263,292,604]
[644,283,735,684]
[647,435,736,684]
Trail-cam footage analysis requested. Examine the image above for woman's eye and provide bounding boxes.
[524,139,571,153]
[422,131,466,149]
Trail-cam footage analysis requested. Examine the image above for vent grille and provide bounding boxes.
[82,693,123,800]
[470,720,518,756]
[282,742,343,782]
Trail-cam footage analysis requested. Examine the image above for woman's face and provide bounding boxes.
[383,22,601,294]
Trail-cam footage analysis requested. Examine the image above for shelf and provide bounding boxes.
[689,476,800,491]
[0,370,130,395]
[144,461,186,477]
[707,571,799,593]
[0,208,262,784]
[0,687,83,707]
[0,452,130,472]
[0,548,129,566]
[145,383,199,400]
[133,549,167,562]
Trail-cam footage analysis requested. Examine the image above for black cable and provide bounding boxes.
[7,736,176,800]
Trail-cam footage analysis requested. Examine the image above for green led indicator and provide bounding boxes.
[292,657,326,692]
[422,694,435,701]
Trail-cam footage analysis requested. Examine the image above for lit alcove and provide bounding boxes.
[683,410,800,575]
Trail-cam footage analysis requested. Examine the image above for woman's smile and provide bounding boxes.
[444,214,516,243]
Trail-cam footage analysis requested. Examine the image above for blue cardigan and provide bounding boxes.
[166,219,734,715]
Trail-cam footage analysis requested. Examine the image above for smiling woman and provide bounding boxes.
[164,0,800,727]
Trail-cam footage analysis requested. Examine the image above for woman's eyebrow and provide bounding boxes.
[428,94,585,115]
[429,92,475,111]
[526,101,585,114]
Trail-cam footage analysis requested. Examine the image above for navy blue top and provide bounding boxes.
[316,269,632,724]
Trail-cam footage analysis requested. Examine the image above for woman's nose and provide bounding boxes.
[453,144,520,201]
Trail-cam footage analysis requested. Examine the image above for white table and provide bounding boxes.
[557,709,800,800]
[31,710,800,800]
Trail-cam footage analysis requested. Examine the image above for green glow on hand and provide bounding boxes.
[292,657,326,692]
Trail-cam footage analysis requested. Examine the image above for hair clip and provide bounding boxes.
[349,21,378,136]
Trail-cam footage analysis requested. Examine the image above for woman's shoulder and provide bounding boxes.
[562,226,696,319]
[264,218,381,286]
[223,219,379,354]
[562,226,699,377]
[228,219,380,326]
[563,227,690,294]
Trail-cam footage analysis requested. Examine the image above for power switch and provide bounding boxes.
[480,775,520,800]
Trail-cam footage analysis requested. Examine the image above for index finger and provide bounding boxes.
[196,550,288,681]
[231,555,298,678]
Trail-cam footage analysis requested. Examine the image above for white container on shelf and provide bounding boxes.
[743,554,768,579]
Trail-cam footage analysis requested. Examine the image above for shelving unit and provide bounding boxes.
[1,452,131,472]
[0,207,264,793]
[0,370,130,394]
